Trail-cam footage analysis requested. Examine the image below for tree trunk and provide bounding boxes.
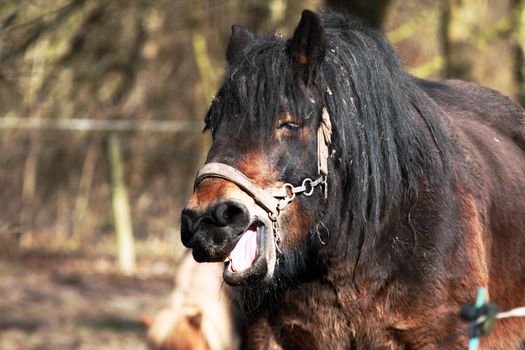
[325,0,391,28]
[71,135,100,246]
[440,0,483,80]
[188,0,214,194]
[21,38,49,233]
[108,133,136,276]
[513,0,525,106]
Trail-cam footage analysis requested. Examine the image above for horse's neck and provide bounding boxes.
[324,174,459,288]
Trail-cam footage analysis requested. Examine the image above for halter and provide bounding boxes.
[195,108,333,245]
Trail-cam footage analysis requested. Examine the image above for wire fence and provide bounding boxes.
[0,116,202,133]
[0,116,204,272]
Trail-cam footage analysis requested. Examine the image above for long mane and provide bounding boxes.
[319,12,452,237]
[208,11,452,241]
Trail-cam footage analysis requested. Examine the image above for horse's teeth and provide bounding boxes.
[224,256,231,262]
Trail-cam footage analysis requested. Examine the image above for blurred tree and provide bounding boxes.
[71,135,100,245]
[188,0,214,171]
[21,37,48,234]
[325,0,391,28]
[440,0,484,80]
[513,0,525,105]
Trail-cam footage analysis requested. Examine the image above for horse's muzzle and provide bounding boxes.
[181,200,251,262]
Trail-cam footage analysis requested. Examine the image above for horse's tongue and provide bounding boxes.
[230,228,257,272]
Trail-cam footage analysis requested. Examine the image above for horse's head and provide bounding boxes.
[181,10,332,286]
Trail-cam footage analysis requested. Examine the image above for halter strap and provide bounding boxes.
[318,107,332,176]
[196,162,281,217]
[195,107,333,223]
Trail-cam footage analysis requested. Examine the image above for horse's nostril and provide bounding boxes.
[212,201,247,227]
[180,208,197,246]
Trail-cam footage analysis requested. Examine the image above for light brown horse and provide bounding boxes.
[146,252,246,350]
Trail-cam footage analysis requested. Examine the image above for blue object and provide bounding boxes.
[468,288,488,350]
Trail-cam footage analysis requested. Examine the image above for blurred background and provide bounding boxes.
[0,0,523,349]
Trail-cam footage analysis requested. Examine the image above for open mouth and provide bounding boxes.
[223,218,277,286]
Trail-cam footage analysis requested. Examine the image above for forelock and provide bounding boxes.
[206,36,319,140]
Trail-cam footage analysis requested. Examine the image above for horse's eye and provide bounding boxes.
[278,122,300,130]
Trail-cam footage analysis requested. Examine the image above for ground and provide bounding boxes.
[0,250,175,350]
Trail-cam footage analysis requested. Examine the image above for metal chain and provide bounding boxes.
[266,175,326,258]
[276,176,325,211]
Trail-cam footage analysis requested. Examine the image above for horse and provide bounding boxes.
[145,251,246,350]
[180,9,525,349]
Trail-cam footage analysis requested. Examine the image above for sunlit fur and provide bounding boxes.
[146,252,246,350]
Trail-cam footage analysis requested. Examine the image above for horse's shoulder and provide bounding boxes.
[415,77,521,115]
[415,77,525,150]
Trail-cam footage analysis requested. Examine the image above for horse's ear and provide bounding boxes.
[187,311,202,329]
[289,10,326,79]
[226,24,255,64]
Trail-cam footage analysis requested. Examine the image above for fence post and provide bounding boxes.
[108,133,136,275]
